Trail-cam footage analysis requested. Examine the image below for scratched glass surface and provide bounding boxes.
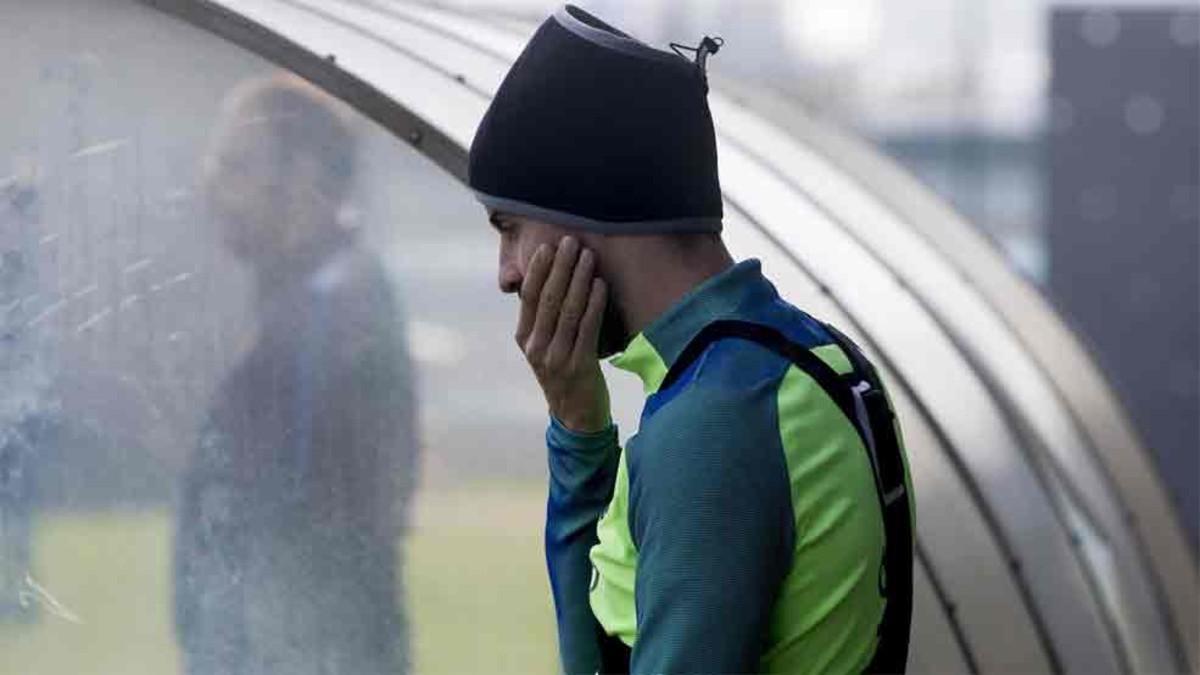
[0,1,626,672]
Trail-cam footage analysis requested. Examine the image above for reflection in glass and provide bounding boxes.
[0,1,573,672]
[172,75,417,674]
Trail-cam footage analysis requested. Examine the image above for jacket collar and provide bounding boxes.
[609,259,772,394]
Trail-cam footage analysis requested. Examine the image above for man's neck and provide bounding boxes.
[608,237,735,338]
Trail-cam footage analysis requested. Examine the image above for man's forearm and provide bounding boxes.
[545,416,621,674]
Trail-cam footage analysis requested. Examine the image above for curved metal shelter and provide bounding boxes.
[16,0,1193,671]
[140,0,1198,671]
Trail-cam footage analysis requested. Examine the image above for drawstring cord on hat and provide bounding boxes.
[670,36,724,74]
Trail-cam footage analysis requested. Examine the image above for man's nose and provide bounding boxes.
[498,249,522,295]
[499,270,521,295]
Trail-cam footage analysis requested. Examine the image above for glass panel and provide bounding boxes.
[0,1,558,672]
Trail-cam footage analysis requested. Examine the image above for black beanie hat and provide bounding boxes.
[468,5,723,235]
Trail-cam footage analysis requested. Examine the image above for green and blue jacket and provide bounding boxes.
[545,259,914,673]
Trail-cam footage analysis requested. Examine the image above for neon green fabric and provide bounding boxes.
[765,365,885,672]
[812,342,855,376]
[609,333,669,396]
[589,450,638,647]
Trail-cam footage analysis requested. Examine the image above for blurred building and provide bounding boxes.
[1049,7,1199,548]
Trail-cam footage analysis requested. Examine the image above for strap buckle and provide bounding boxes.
[849,380,906,508]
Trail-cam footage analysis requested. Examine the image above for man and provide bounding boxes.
[469,6,915,674]
[173,74,417,674]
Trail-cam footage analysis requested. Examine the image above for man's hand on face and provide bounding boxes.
[516,236,613,434]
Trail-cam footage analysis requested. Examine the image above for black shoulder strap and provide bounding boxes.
[661,320,859,421]
[660,319,913,674]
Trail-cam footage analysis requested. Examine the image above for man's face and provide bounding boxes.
[492,212,630,358]
[493,212,564,296]
[203,114,331,265]
[203,118,283,260]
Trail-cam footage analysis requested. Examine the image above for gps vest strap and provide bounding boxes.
[655,319,913,674]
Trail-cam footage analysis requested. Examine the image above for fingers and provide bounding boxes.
[545,247,596,368]
[515,244,552,348]
[572,276,607,366]
[525,237,581,363]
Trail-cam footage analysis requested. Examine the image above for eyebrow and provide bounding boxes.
[489,212,509,231]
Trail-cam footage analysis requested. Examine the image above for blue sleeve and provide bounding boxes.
[545,416,621,674]
[627,383,795,672]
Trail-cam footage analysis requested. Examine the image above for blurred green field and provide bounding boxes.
[0,483,557,675]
